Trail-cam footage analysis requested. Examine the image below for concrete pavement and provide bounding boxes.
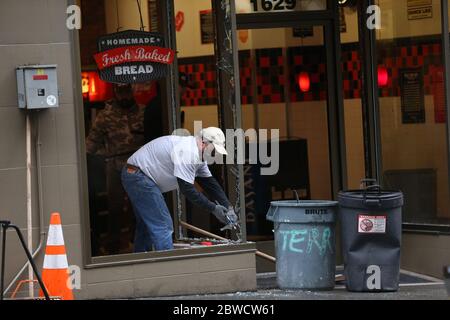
[143,271,449,300]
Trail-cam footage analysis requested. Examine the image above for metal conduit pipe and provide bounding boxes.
[3,112,47,297]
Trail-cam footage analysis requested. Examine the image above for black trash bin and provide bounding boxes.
[338,181,403,292]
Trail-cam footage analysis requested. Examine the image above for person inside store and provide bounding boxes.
[86,83,145,255]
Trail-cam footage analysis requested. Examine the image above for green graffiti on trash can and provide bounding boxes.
[279,227,333,255]
[281,229,308,253]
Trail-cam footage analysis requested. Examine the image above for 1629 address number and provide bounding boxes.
[250,0,297,12]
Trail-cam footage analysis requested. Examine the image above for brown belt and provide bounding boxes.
[126,163,140,174]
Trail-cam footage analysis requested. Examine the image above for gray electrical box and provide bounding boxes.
[16,65,59,109]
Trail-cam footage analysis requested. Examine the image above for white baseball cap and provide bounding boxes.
[199,127,228,155]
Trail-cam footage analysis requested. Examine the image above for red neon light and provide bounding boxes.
[298,72,310,92]
[377,66,389,87]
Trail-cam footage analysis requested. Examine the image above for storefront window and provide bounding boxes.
[237,25,333,241]
[375,0,450,225]
[80,0,165,256]
[79,0,229,257]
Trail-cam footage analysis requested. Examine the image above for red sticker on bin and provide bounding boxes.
[358,215,386,233]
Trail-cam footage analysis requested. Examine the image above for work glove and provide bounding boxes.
[212,204,229,224]
[226,207,238,224]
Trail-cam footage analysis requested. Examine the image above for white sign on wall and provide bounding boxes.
[407,0,433,20]
[408,6,433,20]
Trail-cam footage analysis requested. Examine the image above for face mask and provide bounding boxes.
[118,98,135,109]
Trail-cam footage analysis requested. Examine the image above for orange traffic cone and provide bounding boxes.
[39,212,74,300]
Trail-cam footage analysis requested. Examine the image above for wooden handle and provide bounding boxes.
[179,220,276,263]
[179,220,227,241]
[255,250,276,263]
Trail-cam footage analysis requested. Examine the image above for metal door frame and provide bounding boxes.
[217,0,347,204]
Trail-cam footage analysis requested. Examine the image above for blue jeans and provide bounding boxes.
[121,166,174,252]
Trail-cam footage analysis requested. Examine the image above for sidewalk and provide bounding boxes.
[143,270,449,300]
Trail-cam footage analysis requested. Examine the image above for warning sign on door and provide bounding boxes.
[358,215,386,234]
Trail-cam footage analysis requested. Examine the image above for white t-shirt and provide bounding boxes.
[127,135,212,193]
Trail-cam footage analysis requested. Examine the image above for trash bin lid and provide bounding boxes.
[266,200,338,223]
[338,189,403,209]
[269,200,339,208]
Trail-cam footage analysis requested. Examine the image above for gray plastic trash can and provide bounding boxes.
[266,200,338,290]
[338,183,403,292]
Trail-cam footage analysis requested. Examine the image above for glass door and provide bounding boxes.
[236,24,340,240]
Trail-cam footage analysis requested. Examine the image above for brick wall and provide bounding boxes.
[178,36,445,107]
